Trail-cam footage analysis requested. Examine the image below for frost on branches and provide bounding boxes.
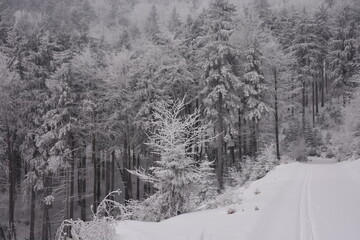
[129,98,218,221]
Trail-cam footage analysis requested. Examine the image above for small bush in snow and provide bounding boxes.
[238,144,278,183]
[56,191,124,240]
[205,145,278,209]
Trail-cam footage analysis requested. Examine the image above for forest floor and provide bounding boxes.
[115,157,360,240]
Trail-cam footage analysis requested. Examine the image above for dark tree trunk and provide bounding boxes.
[111,150,115,192]
[132,145,137,199]
[230,145,235,165]
[312,81,315,126]
[315,79,319,114]
[324,60,328,94]
[274,69,280,161]
[243,118,247,156]
[122,136,131,202]
[96,153,101,210]
[70,134,75,219]
[216,92,224,188]
[291,83,295,116]
[136,154,140,200]
[305,84,309,107]
[41,176,51,240]
[92,133,98,213]
[252,119,258,156]
[106,151,111,195]
[321,63,325,107]
[29,187,35,240]
[302,82,306,132]
[102,151,106,181]
[80,147,87,221]
[238,109,243,162]
[7,125,16,240]
[77,151,82,207]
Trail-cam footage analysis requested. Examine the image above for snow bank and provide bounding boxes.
[114,162,300,240]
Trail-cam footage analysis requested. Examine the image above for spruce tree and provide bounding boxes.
[145,5,160,37]
[195,0,241,188]
[328,4,360,106]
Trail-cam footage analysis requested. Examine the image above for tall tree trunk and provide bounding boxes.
[291,83,295,116]
[136,154,141,200]
[216,92,224,188]
[106,150,111,195]
[92,133,98,213]
[41,176,51,240]
[315,79,319,114]
[305,84,309,107]
[302,82,306,132]
[79,146,87,221]
[102,151,106,181]
[77,150,82,207]
[70,134,75,219]
[111,150,115,192]
[274,69,280,161]
[230,144,235,165]
[122,136,131,202]
[243,118,247,156]
[29,187,35,240]
[7,125,16,240]
[96,153,101,211]
[238,109,243,163]
[132,145,137,199]
[312,81,315,126]
[324,60,328,94]
[252,119,257,156]
[321,62,325,107]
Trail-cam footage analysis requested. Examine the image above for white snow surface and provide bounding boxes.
[115,158,360,240]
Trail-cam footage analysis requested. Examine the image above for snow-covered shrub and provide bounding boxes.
[283,118,323,158]
[290,139,308,162]
[129,99,218,220]
[318,103,343,129]
[248,144,278,181]
[204,145,278,209]
[56,191,124,240]
[332,91,360,161]
[200,186,242,209]
[226,144,278,186]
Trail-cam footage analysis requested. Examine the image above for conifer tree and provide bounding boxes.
[145,5,160,37]
[196,0,241,188]
[243,40,270,155]
[167,7,182,35]
[328,4,360,106]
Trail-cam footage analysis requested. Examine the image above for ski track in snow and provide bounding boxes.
[299,166,316,240]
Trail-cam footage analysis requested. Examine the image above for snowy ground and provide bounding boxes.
[115,158,360,240]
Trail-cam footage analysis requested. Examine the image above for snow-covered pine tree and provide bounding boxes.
[196,0,241,188]
[167,7,182,36]
[145,5,160,38]
[290,9,323,131]
[0,51,20,240]
[243,40,270,155]
[328,3,360,107]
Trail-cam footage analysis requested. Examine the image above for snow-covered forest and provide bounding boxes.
[0,0,360,239]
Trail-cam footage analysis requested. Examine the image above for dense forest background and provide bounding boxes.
[0,0,360,239]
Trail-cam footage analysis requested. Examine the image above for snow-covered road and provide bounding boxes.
[251,157,360,240]
[115,158,360,240]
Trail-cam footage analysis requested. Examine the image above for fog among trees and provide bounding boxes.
[0,0,359,239]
